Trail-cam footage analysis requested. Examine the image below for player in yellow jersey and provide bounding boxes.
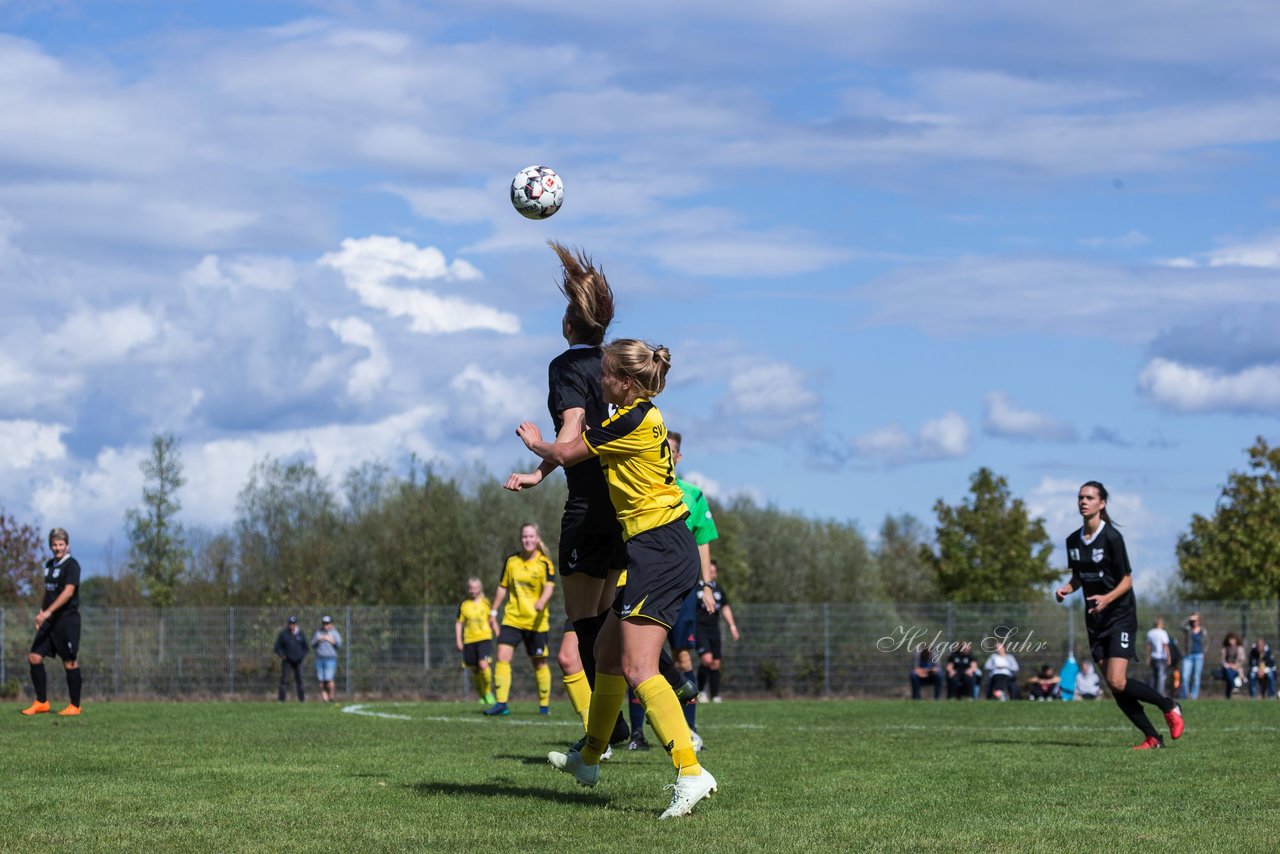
[516,339,717,819]
[483,523,557,717]
[455,578,496,705]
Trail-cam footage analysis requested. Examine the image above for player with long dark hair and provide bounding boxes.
[516,339,717,819]
[1055,481,1184,749]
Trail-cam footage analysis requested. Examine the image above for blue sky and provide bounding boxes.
[1,0,1278,594]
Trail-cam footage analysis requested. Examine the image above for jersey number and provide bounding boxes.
[658,440,675,485]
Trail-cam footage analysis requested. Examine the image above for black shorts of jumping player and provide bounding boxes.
[558,496,627,580]
[31,612,80,662]
[498,625,550,657]
[1089,616,1140,663]
[611,517,699,630]
[463,639,494,668]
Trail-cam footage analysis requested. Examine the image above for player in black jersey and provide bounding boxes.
[21,528,83,716]
[1055,482,1183,749]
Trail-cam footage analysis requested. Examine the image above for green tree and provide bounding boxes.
[927,468,1056,602]
[0,509,43,604]
[877,513,938,602]
[1177,437,1280,599]
[125,433,189,607]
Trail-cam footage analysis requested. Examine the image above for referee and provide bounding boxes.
[21,528,83,717]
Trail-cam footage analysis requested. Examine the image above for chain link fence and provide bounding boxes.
[2,601,1277,702]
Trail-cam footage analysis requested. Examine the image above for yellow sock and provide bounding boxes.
[562,670,592,730]
[480,666,492,697]
[536,665,551,706]
[581,673,627,765]
[471,669,486,698]
[636,674,702,776]
[495,660,512,704]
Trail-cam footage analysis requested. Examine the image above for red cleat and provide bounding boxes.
[1132,736,1164,750]
[1164,704,1184,740]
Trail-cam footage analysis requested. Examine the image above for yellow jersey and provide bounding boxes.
[582,399,687,541]
[456,596,493,644]
[498,552,555,632]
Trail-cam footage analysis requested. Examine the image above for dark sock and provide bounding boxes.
[658,648,682,689]
[1115,691,1159,739]
[611,711,631,744]
[682,680,697,730]
[31,662,47,703]
[628,688,646,734]
[66,668,82,707]
[710,670,721,698]
[572,613,607,689]
[698,666,710,691]
[1124,678,1175,713]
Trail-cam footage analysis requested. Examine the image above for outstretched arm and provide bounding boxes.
[516,422,592,468]
[505,408,589,491]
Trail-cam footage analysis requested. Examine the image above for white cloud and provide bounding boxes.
[183,254,299,291]
[713,360,822,440]
[320,236,514,335]
[49,305,160,364]
[1079,230,1151,248]
[1206,232,1280,268]
[982,392,1077,442]
[853,411,971,466]
[0,419,68,470]
[1137,357,1280,413]
[447,364,542,442]
[328,317,393,402]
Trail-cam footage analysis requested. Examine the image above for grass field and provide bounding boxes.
[2,697,1278,852]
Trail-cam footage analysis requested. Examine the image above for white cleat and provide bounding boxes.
[660,769,717,819]
[690,730,704,753]
[697,691,710,704]
[601,744,614,762]
[548,749,600,788]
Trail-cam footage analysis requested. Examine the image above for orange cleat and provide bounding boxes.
[1163,704,1184,740]
[1132,736,1164,750]
[58,705,81,716]
[20,700,51,716]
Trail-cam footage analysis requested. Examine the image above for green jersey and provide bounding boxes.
[676,477,718,546]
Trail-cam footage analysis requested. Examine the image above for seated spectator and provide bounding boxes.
[1248,637,1277,699]
[1221,632,1247,699]
[910,645,941,700]
[1026,663,1062,701]
[984,643,1019,701]
[946,642,979,700]
[1075,660,1101,700]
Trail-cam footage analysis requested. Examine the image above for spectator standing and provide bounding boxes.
[1247,638,1276,699]
[21,528,84,717]
[945,642,979,700]
[1180,613,1206,699]
[984,643,1020,701]
[1146,616,1171,697]
[275,616,308,702]
[1221,632,1247,699]
[311,615,343,702]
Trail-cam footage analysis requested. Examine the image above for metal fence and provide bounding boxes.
[2,601,1277,702]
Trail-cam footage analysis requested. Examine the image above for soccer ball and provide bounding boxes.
[511,165,563,219]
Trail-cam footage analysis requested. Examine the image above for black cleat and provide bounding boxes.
[627,732,650,751]
[610,711,631,745]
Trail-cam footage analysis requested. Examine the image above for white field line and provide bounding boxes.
[340,703,765,729]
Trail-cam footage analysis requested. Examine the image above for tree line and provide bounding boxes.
[2,434,1278,607]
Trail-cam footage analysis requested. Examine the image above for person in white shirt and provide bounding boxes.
[984,643,1019,701]
[1075,659,1102,700]
[1146,616,1171,696]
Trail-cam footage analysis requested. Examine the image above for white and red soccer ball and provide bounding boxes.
[511,165,564,220]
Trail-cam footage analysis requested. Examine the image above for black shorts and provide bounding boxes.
[612,519,699,629]
[1089,617,1140,663]
[497,625,550,657]
[559,496,627,579]
[696,623,722,659]
[31,611,80,662]
[668,588,698,652]
[462,640,493,668]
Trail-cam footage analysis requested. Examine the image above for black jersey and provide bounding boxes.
[42,555,81,614]
[547,346,611,500]
[695,581,730,630]
[947,651,974,674]
[1066,522,1136,634]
